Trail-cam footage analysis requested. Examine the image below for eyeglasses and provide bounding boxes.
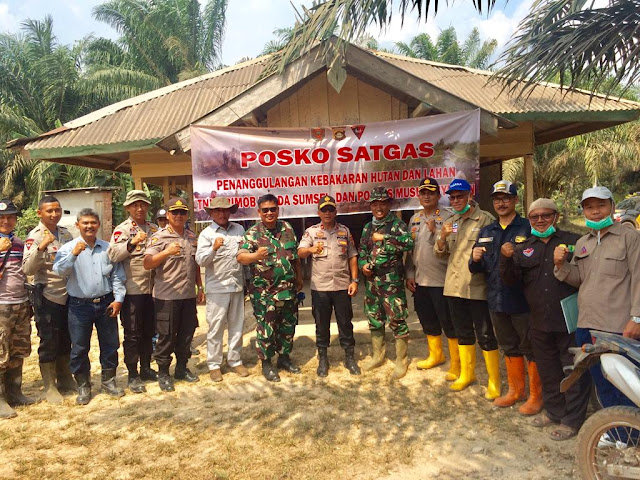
[528,213,555,221]
[449,194,468,201]
[260,207,277,213]
[492,196,514,204]
[320,207,336,213]
[170,210,189,216]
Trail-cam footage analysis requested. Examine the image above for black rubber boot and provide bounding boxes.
[126,365,146,394]
[277,354,301,374]
[344,347,361,375]
[101,369,125,397]
[157,366,175,392]
[261,359,280,382]
[139,355,157,381]
[174,363,199,382]
[74,373,92,405]
[316,348,329,377]
[4,362,35,406]
[55,354,76,393]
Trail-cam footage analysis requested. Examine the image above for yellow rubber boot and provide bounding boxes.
[445,338,460,381]
[416,335,445,370]
[363,329,386,371]
[450,344,476,391]
[483,349,502,400]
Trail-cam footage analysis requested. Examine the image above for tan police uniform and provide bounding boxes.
[23,222,74,363]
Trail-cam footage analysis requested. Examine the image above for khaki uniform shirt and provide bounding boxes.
[108,218,159,295]
[435,206,495,300]
[299,222,357,291]
[145,227,198,301]
[554,222,640,333]
[22,222,74,305]
[405,208,452,287]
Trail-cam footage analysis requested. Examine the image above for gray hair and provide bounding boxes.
[77,208,100,222]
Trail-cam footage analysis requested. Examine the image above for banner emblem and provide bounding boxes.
[311,128,325,141]
[332,127,346,141]
[351,124,366,139]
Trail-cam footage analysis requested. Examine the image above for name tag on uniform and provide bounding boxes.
[478,237,493,243]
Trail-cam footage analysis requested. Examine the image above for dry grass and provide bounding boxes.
[1,295,578,480]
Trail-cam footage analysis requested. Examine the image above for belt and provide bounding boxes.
[70,293,113,304]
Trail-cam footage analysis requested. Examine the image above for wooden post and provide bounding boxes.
[133,175,143,190]
[162,177,170,205]
[186,176,194,225]
[524,154,534,213]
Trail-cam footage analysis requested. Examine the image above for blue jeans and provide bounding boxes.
[576,327,635,408]
[68,294,120,375]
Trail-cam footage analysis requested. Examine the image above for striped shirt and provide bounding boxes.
[0,233,28,304]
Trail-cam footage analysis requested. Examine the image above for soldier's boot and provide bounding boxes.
[450,344,477,391]
[126,364,146,394]
[519,361,543,416]
[316,348,329,378]
[139,355,157,381]
[363,329,386,371]
[344,347,361,375]
[483,349,502,400]
[392,337,410,380]
[4,361,35,406]
[101,369,125,397]
[39,362,64,404]
[157,366,175,392]
[55,354,76,393]
[0,372,17,419]
[74,373,92,405]
[175,363,200,382]
[416,335,446,370]
[277,354,301,374]
[445,338,461,381]
[261,359,281,382]
[494,356,526,407]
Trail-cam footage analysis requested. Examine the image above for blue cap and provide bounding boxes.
[445,179,471,194]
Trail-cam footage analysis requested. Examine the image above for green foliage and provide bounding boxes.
[14,208,39,239]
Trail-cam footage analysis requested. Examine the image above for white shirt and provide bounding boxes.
[195,221,245,294]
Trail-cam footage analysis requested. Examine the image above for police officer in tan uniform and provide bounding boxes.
[23,195,75,404]
[298,195,360,377]
[108,190,159,393]
[144,198,204,392]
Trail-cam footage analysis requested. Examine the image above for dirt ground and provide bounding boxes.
[1,287,580,480]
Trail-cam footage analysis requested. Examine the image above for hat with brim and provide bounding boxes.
[123,189,151,206]
[318,195,337,209]
[0,199,18,215]
[368,186,392,202]
[155,209,167,219]
[581,186,613,205]
[445,179,472,194]
[418,177,439,192]
[167,197,189,212]
[204,197,239,213]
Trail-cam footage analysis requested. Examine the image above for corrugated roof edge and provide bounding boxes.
[373,51,640,109]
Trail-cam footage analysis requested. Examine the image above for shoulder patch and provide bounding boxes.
[25,239,34,250]
[113,231,124,242]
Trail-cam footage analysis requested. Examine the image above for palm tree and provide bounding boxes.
[394,28,497,69]
[90,0,228,84]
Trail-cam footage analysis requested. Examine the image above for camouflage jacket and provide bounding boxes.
[239,220,299,301]
[358,213,414,283]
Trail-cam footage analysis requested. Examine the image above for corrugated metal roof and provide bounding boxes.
[373,51,640,114]
[18,46,640,153]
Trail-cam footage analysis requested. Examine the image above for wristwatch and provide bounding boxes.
[631,316,640,324]
[351,277,360,284]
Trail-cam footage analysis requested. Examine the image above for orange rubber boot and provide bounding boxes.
[519,360,543,415]
[494,356,526,407]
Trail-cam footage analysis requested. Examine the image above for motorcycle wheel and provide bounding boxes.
[576,406,640,480]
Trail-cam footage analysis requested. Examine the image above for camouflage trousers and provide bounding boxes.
[364,280,409,338]
[0,302,32,371]
[252,297,298,360]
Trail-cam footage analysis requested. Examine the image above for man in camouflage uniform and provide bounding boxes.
[144,197,204,392]
[237,193,303,382]
[22,195,75,404]
[0,199,35,418]
[108,190,159,393]
[358,186,414,379]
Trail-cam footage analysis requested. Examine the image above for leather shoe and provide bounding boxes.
[277,354,301,374]
[128,376,146,394]
[209,369,223,382]
[261,359,280,382]
[175,367,199,383]
[344,349,361,375]
[158,373,175,392]
[232,364,250,377]
[74,373,92,405]
[140,367,158,381]
[101,369,125,397]
[317,349,329,377]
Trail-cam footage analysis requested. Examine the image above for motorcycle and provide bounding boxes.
[561,331,640,480]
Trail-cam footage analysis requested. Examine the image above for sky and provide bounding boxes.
[0,0,536,66]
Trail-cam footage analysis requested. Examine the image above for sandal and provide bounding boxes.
[532,414,558,428]
[549,425,578,441]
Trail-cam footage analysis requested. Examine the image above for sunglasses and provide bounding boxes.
[528,213,555,221]
[170,210,189,216]
[320,207,336,213]
[260,207,277,213]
